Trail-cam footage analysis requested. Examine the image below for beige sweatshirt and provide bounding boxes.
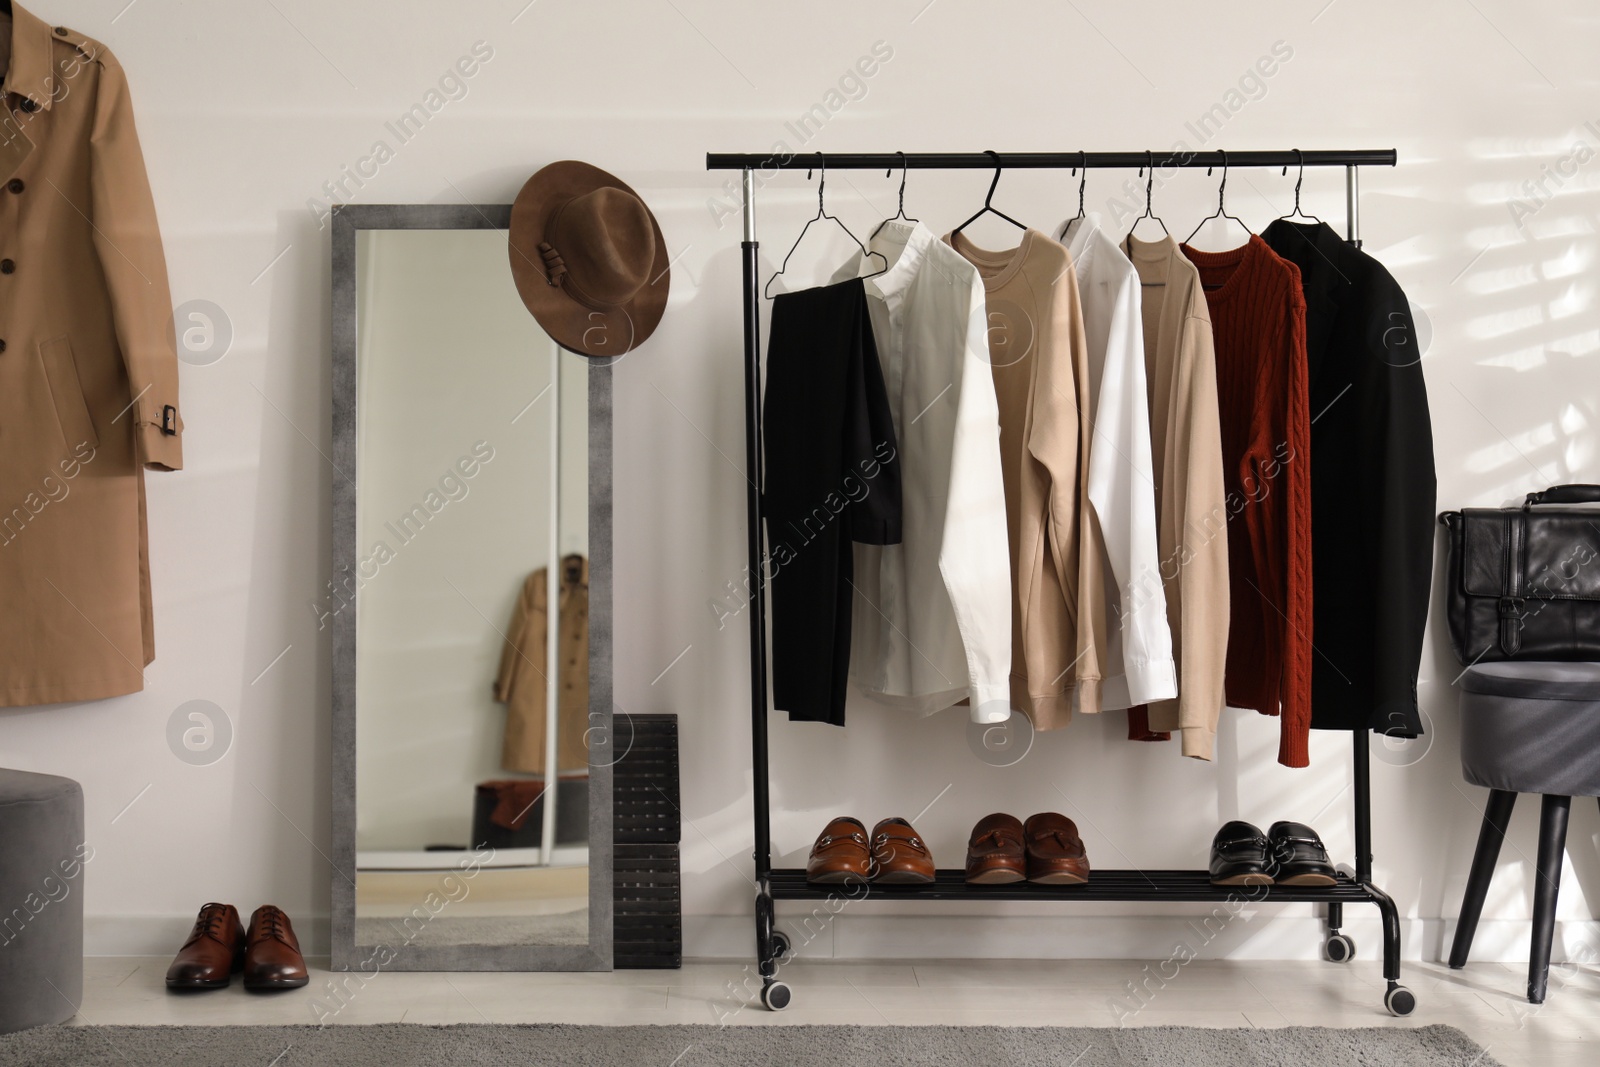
[947,229,1098,729]
[1122,235,1231,759]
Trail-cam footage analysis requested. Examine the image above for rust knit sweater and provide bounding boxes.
[1181,236,1312,768]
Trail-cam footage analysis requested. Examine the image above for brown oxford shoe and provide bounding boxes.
[1023,812,1090,885]
[966,812,1027,884]
[805,817,871,884]
[243,905,310,991]
[870,817,935,884]
[166,903,247,990]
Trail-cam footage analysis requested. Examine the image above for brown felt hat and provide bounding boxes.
[508,161,669,359]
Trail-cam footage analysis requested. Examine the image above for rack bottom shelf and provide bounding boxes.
[768,867,1377,903]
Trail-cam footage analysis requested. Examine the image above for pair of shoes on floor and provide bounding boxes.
[966,812,1089,885]
[1210,821,1337,887]
[806,816,934,884]
[166,903,309,991]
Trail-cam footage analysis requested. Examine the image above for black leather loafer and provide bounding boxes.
[1209,821,1273,886]
[1268,821,1338,886]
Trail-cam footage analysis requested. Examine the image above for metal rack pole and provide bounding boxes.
[737,168,780,981]
[706,149,1397,171]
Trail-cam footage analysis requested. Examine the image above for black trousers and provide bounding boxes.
[764,279,901,726]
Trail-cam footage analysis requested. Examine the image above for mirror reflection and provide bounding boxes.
[353,228,591,949]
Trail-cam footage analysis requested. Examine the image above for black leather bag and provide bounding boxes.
[1439,485,1600,664]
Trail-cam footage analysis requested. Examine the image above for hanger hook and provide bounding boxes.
[1216,149,1229,212]
[983,150,1003,208]
[1293,148,1305,214]
[897,150,909,214]
[815,151,826,213]
[1144,150,1155,212]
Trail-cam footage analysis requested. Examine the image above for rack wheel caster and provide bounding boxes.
[770,931,791,960]
[1324,933,1356,963]
[1385,982,1416,1017]
[761,981,792,1011]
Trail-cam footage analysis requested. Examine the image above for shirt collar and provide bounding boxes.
[831,219,936,301]
[1057,212,1106,264]
[3,3,58,112]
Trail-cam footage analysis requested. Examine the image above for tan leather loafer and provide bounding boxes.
[966,813,1027,884]
[243,906,310,991]
[871,817,935,884]
[1024,812,1090,884]
[805,817,871,884]
[166,903,246,990]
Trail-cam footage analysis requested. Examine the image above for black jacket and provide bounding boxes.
[1262,221,1436,738]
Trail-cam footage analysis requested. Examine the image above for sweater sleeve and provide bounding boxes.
[1277,278,1314,768]
[1150,308,1231,759]
[1086,265,1175,708]
[1028,269,1092,720]
[938,273,1015,723]
[1064,273,1106,714]
[1366,274,1436,739]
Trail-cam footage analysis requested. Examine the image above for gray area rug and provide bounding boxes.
[0,1023,1500,1066]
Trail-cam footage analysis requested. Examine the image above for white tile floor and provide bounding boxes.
[71,955,1599,1066]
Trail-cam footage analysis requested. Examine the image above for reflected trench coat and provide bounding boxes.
[0,4,183,706]
[493,556,590,775]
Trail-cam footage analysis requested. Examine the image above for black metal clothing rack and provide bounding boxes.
[705,149,1413,1017]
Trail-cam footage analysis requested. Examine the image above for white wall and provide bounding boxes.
[0,0,1596,964]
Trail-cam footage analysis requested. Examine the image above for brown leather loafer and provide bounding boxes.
[966,813,1026,884]
[805,817,871,884]
[1024,812,1090,884]
[166,903,246,990]
[243,905,310,991]
[870,817,935,884]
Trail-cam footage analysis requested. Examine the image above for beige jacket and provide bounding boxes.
[0,5,183,706]
[493,556,590,775]
[948,230,1096,730]
[1123,235,1230,758]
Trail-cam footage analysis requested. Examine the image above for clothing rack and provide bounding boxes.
[704,148,1412,1016]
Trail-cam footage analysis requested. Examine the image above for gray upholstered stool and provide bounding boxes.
[0,769,85,1034]
[1448,661,1600,1004]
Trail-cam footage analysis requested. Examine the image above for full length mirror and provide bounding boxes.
[331,205,612,972]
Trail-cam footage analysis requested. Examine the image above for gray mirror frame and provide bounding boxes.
[329,203,613,972]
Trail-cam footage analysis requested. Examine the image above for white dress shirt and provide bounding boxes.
[1058,215,1177,709]
[831,221,1012,722]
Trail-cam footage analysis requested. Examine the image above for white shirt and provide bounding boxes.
[1058,214,1177,708]
[831,221,1012,722]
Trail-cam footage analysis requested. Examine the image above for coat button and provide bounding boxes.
[54,27,70,37]
[1,260,14,275]
[6,179,22,194]
[0,340,7,353]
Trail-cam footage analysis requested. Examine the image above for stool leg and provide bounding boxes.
[1528,794,1571,1004]
[1449,789,1517,968]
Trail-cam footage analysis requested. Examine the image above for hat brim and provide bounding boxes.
[509,161,669,359]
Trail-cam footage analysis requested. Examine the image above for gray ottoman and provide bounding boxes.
[1448,661,1600,1004]
[0,769,85,1034]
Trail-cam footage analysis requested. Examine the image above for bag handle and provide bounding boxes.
[1523,484,1600,507]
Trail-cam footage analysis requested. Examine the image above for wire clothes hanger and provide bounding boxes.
[764,153,888,300]
[1127,150,1170,240]
[1275,148,1323,225]
[869,151,920,241]
[1184,149,1253,245]
[951,150,1027,238]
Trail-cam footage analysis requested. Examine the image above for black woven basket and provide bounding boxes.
[613,713,681,968]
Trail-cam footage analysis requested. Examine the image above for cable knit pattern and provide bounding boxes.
[1181,236,1312,768]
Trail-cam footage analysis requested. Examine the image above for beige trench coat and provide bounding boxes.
[493,556,590,775]
[0,4,182,706]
